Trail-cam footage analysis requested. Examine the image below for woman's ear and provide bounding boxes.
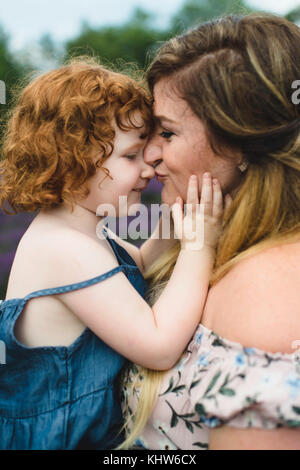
[237,160,249,172]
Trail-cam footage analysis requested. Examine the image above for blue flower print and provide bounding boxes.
[235,353,246,366]
[285,376,300,399]
[201,417,220,428]
[134,438,147,449]
[196,332,204,344]
[244,347,257,356]
[197,353,210,367]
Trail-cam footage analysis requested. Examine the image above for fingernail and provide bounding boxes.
[213,178,218,185]
[204,172,210,178]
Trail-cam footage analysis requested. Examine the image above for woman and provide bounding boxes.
[120,13,300,450]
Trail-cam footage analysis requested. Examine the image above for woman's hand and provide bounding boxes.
[171,172,232,251]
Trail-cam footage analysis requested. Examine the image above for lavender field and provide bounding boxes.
[0,178,162,299]
[0,210,35,299]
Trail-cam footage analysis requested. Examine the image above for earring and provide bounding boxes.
[238,160,248,172]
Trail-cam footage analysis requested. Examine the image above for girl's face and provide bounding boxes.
[144,78,243,205]
[79,116,155,216]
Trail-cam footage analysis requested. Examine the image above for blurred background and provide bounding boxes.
[0,0,299,298]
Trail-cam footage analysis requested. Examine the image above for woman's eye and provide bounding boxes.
[159,131,174,139]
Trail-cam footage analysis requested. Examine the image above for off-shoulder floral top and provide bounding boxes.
[122,323,300,450]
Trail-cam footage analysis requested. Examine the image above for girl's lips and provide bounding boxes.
[132,185,148,192]
[132,181,149,193]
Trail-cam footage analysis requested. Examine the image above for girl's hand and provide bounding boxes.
[171,173,232,251]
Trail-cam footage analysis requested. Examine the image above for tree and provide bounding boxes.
[0,26,28,106]
[39,3,300,72]
[285,6,300,24]
[170,0,254,33]
[64,8,169,70]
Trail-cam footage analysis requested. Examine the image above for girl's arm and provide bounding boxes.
[139,208,178,274]
[57,174,229,370]
[103,212,178,275]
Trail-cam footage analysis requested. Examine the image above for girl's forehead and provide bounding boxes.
[112,116,147,135]
[114,110,150,131]
[113,124,148,146]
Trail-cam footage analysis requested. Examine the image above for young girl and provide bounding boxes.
[0,58,228,450]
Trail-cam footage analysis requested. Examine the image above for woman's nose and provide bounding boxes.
[141,160,156,179]
[144,139,162,168]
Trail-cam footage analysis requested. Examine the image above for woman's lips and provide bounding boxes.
[155,173,168,182]
[132,185,148,192]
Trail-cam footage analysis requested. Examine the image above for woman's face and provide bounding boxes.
[144,78,243,205]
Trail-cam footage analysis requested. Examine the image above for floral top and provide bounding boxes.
[122,323,300,450]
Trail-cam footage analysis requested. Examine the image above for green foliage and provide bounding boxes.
[0,26,28,106]
[0,0,299,95]
[39,33,60,61]
[64,8,170,70]
[285,6,300,23]
[170,0,254,34]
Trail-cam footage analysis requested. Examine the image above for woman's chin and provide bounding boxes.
[160,194,173,207]
[160,186,180,207]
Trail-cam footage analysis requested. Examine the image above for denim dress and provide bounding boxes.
[0,228,148,449]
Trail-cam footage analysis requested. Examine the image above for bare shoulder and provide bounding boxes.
[206,240,300,353]
[42,226,121,284]
[9,223,120,297]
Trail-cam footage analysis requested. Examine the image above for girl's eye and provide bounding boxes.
[124,154,137,160]
[159,131,174,139]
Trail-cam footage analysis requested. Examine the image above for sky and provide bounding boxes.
[0,0,299,52]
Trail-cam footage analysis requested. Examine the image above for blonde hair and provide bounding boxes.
[119,12,300,449]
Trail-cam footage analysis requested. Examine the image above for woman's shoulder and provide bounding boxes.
[204,239,300,355]
[224,239,300,296]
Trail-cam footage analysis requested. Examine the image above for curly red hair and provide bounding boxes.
[0,57,153,214]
